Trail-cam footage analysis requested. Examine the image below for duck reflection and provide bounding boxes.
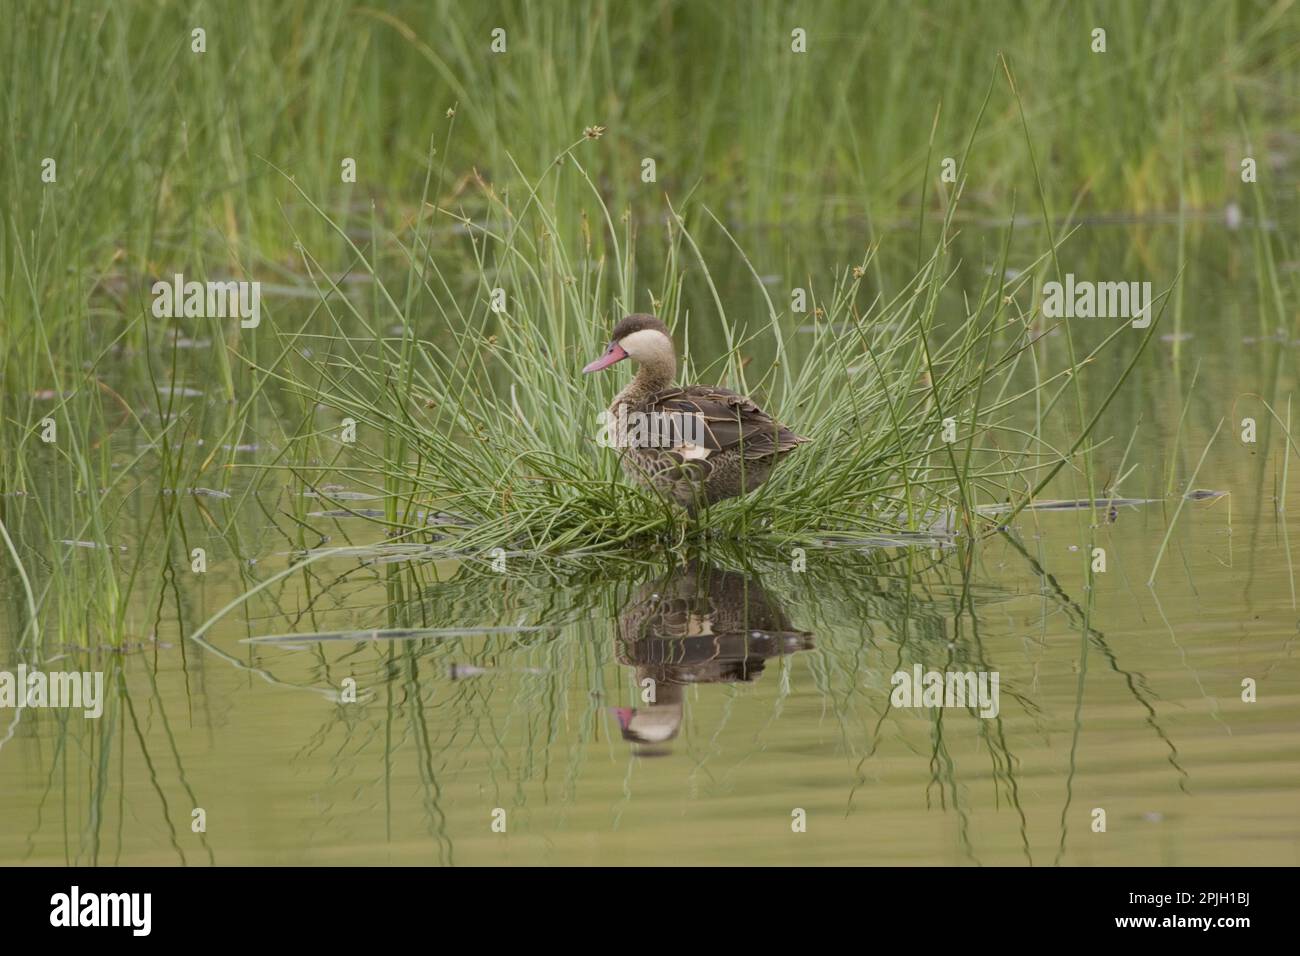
[611,561,814,754]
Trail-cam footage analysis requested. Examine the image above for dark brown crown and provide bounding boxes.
[610,313,669,341]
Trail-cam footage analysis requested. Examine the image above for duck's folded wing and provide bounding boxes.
[649,385,809,459]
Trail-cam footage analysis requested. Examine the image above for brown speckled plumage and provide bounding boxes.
[593,313,809,513]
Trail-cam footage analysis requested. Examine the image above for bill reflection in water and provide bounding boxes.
[610,561,814,755]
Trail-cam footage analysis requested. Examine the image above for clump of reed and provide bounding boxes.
[265,131,1161,556]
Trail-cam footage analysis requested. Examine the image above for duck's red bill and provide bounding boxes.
[583,343,627,373]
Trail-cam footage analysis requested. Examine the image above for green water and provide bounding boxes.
[2,213,1299,866]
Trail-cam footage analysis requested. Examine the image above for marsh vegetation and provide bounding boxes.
[1,0,1297,865]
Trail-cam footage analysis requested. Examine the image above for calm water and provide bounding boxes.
[3,219,1299,865]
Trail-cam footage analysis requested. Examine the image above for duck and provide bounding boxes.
[583,314,809,514]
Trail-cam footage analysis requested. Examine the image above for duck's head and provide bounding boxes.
[610,703,683,748]
[583,314,674,374]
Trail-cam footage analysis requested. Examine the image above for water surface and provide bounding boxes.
[3,219,1299,866]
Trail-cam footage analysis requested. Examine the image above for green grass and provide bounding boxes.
[3,2,1299,877]
[254,114,1163,557]
[0,0,1296,646]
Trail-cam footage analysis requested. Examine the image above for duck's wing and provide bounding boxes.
[648,385,809,460]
